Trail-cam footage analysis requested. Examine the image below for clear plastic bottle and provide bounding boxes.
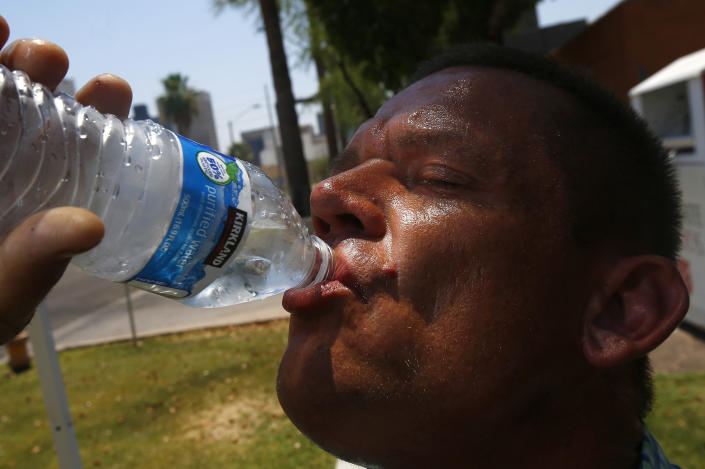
[0,64,333,307]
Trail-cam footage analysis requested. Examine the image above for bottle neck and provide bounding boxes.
[296,235,334,289]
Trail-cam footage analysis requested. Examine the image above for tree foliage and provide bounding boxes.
[228,141,255,163]
[295,0,540,142]
[213,0,540,154]
[215,0,311,215]
[306,0,540,92]
[157,73,199,135]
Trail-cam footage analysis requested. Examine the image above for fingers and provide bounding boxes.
[0,208,104,344]
[0,15,8,49]
[1,38,69,91]
[75,74,133,119]
[0,14,133,119]
[0,15,129,345]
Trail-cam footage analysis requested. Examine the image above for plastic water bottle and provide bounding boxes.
[0,65,333,307]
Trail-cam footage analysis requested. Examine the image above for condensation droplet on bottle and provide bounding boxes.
[112,184,120,199]
[124,155,132,167]
[257,193,265,201]
[243,282,257,297]
[151,146,163,160]
[134,164,143,172]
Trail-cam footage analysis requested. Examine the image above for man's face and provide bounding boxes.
[278,67,595,463]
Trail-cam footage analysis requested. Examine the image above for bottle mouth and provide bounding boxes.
[295,235,334,289]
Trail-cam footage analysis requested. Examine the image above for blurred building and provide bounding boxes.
[132,104,158,122]
[157,91,219,150]
[504,9,587,56]
[241,127,277,168]
[552,0,705,101]
[241,125,329,183]
[186,91,219,150]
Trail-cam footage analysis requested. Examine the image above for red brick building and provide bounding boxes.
[552,0,705,101]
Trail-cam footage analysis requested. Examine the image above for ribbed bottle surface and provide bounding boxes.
[0,64,182,280]
[0,65,332,307]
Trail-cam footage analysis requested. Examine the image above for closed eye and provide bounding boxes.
[412,164,475,193]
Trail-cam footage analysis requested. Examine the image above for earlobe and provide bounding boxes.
[582,255,689,368]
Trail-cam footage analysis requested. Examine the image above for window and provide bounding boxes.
[640,81,694,155]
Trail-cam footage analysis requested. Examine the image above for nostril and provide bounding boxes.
[313,216,331,236]
[336,213,364,231]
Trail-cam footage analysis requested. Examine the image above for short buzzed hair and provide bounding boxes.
[411,43,683,418]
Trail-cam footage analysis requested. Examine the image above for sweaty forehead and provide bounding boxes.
[332,66,575,176]
[378,66,571,123]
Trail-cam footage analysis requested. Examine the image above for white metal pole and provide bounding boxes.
[27,301,83,469]
[123,284,138,347]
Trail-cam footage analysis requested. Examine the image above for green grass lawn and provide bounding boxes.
[0,320,335,469]
[646,372,705,468]
[1,320,703,468]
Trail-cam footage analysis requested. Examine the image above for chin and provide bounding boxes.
[276,338,338,438]
[276,347,430,469]
[276,345,380,466]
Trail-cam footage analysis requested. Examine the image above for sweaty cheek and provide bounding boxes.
[393,201,487,321]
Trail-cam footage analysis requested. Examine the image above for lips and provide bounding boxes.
[282,252,359,314]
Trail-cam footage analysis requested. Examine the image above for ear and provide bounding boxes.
[582,255,689,368]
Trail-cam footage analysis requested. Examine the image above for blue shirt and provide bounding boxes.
[641,426,680,469]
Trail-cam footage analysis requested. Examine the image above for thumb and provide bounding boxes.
[0,207,104,343]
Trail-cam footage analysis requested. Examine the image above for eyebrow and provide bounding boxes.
[326,120,504,178]
[327,147,360,176]
[391,127,471,150]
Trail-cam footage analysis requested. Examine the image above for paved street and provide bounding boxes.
[43,265,131,331]
[1,264,288,361]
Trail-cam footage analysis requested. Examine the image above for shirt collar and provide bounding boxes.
[640,425,680,469]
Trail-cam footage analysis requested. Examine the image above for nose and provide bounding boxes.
[310,159,389,242]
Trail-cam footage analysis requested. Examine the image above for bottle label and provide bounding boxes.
[128,136,252,298]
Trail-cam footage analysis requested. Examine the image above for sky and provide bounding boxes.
[2,0,623,153]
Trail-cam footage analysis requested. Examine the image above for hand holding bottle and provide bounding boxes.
[0,14,131,343]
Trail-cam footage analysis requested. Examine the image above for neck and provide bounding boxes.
[381,372,644,469]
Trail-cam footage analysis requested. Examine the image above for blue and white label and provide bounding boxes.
[197,152,232,185]
[128,136,252,298]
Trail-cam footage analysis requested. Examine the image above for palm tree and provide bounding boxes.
[214,0,311,216]
[258,0,311,215]
[157,74,199,135]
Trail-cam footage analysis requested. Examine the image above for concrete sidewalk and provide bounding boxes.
[1,283,288,362]
[49,289,288,350]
